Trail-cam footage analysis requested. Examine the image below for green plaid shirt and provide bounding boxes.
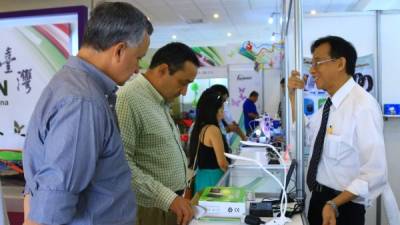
[116,74,187,211]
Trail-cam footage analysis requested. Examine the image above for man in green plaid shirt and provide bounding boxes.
[116,42,199,225]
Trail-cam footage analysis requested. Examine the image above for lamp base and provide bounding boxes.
[265,216,291,225]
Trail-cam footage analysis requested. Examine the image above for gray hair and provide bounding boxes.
[83,2,153,50]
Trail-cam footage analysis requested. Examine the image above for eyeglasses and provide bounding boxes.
[311,58,337,68]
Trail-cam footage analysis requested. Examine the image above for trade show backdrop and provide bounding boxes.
[0,7,86,151]
[138,41,283,150]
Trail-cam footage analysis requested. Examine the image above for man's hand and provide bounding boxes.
[287,70,306,97]
[322,204,337,225]
[23,220,41,225]
[287,70,307,122]
[226,124,237,133]
[227,123,247,139]
[23,194,42,225]
[169,196,194,225]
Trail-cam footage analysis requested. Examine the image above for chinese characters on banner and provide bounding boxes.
[0,24,72,150]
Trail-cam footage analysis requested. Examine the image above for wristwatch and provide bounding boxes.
[326,200,339,217]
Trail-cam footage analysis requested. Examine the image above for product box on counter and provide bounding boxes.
[198,186,246,218]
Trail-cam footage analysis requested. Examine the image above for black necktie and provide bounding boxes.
[306,98,332,191]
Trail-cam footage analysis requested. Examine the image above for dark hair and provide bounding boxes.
[249,91,259,97]
[311,36,357,75]
[208,84,229,97]
[189,89,227,167]
[280,78,285,85]
[149,42,200,75]
[83,2,153,50]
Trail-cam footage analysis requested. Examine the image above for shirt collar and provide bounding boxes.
[330,77,355,109]
[66,56,118,96]
[136,74,166,105]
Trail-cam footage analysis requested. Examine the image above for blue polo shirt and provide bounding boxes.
[243,98,258,130]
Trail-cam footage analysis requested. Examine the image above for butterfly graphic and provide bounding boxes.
[238,87,247,100]
[239,94,247,101]
[14,121,26,137]
[231,99,241,107]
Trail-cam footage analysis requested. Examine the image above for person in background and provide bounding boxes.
[208,84,247,142]
[288,36,387,225]
[189,89,230,194]
[243,91,260,136]
[278,78,285,119]
[276,77,287,136]
[116,42,199,225]
[23,2,152,225]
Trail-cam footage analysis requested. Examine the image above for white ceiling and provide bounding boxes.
[96,0,397,47]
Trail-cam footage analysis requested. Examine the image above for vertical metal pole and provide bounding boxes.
[284,48,290,148]
[376,10,382,107]
[294,0,305,200]
[261,67,265,114]
[282,0,291,148]
[375,10,382,225]
[90,0,95,10]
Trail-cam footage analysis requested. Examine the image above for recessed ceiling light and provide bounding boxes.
[268,16,274,24]
[172,35,177,40]
[310,10,317,15]
[227,32,232,37]
[213,13,220,19]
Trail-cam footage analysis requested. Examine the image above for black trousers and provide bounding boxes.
[308,185,365,225]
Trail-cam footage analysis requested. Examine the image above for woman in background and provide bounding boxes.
[189,89,230,194]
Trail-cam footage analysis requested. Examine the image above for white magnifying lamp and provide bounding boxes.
[224,143,291,225]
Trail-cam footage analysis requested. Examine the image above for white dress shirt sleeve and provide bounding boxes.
[346,104,388,202]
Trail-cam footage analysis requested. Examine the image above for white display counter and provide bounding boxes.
[190,144,308,225]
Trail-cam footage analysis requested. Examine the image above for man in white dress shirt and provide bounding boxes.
[288,36,387,225]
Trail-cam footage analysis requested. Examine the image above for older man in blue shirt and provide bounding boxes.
[22,2,152,225]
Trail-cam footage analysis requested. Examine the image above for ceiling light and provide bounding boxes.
[310,10,317,15]
[213,13,219,19]
[270,34,276,42]
[268,16,274,24]
[172,35,177,40]
[227,32,232,37]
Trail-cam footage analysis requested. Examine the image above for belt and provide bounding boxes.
[175,189,184,196]
[314,183,341,195]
